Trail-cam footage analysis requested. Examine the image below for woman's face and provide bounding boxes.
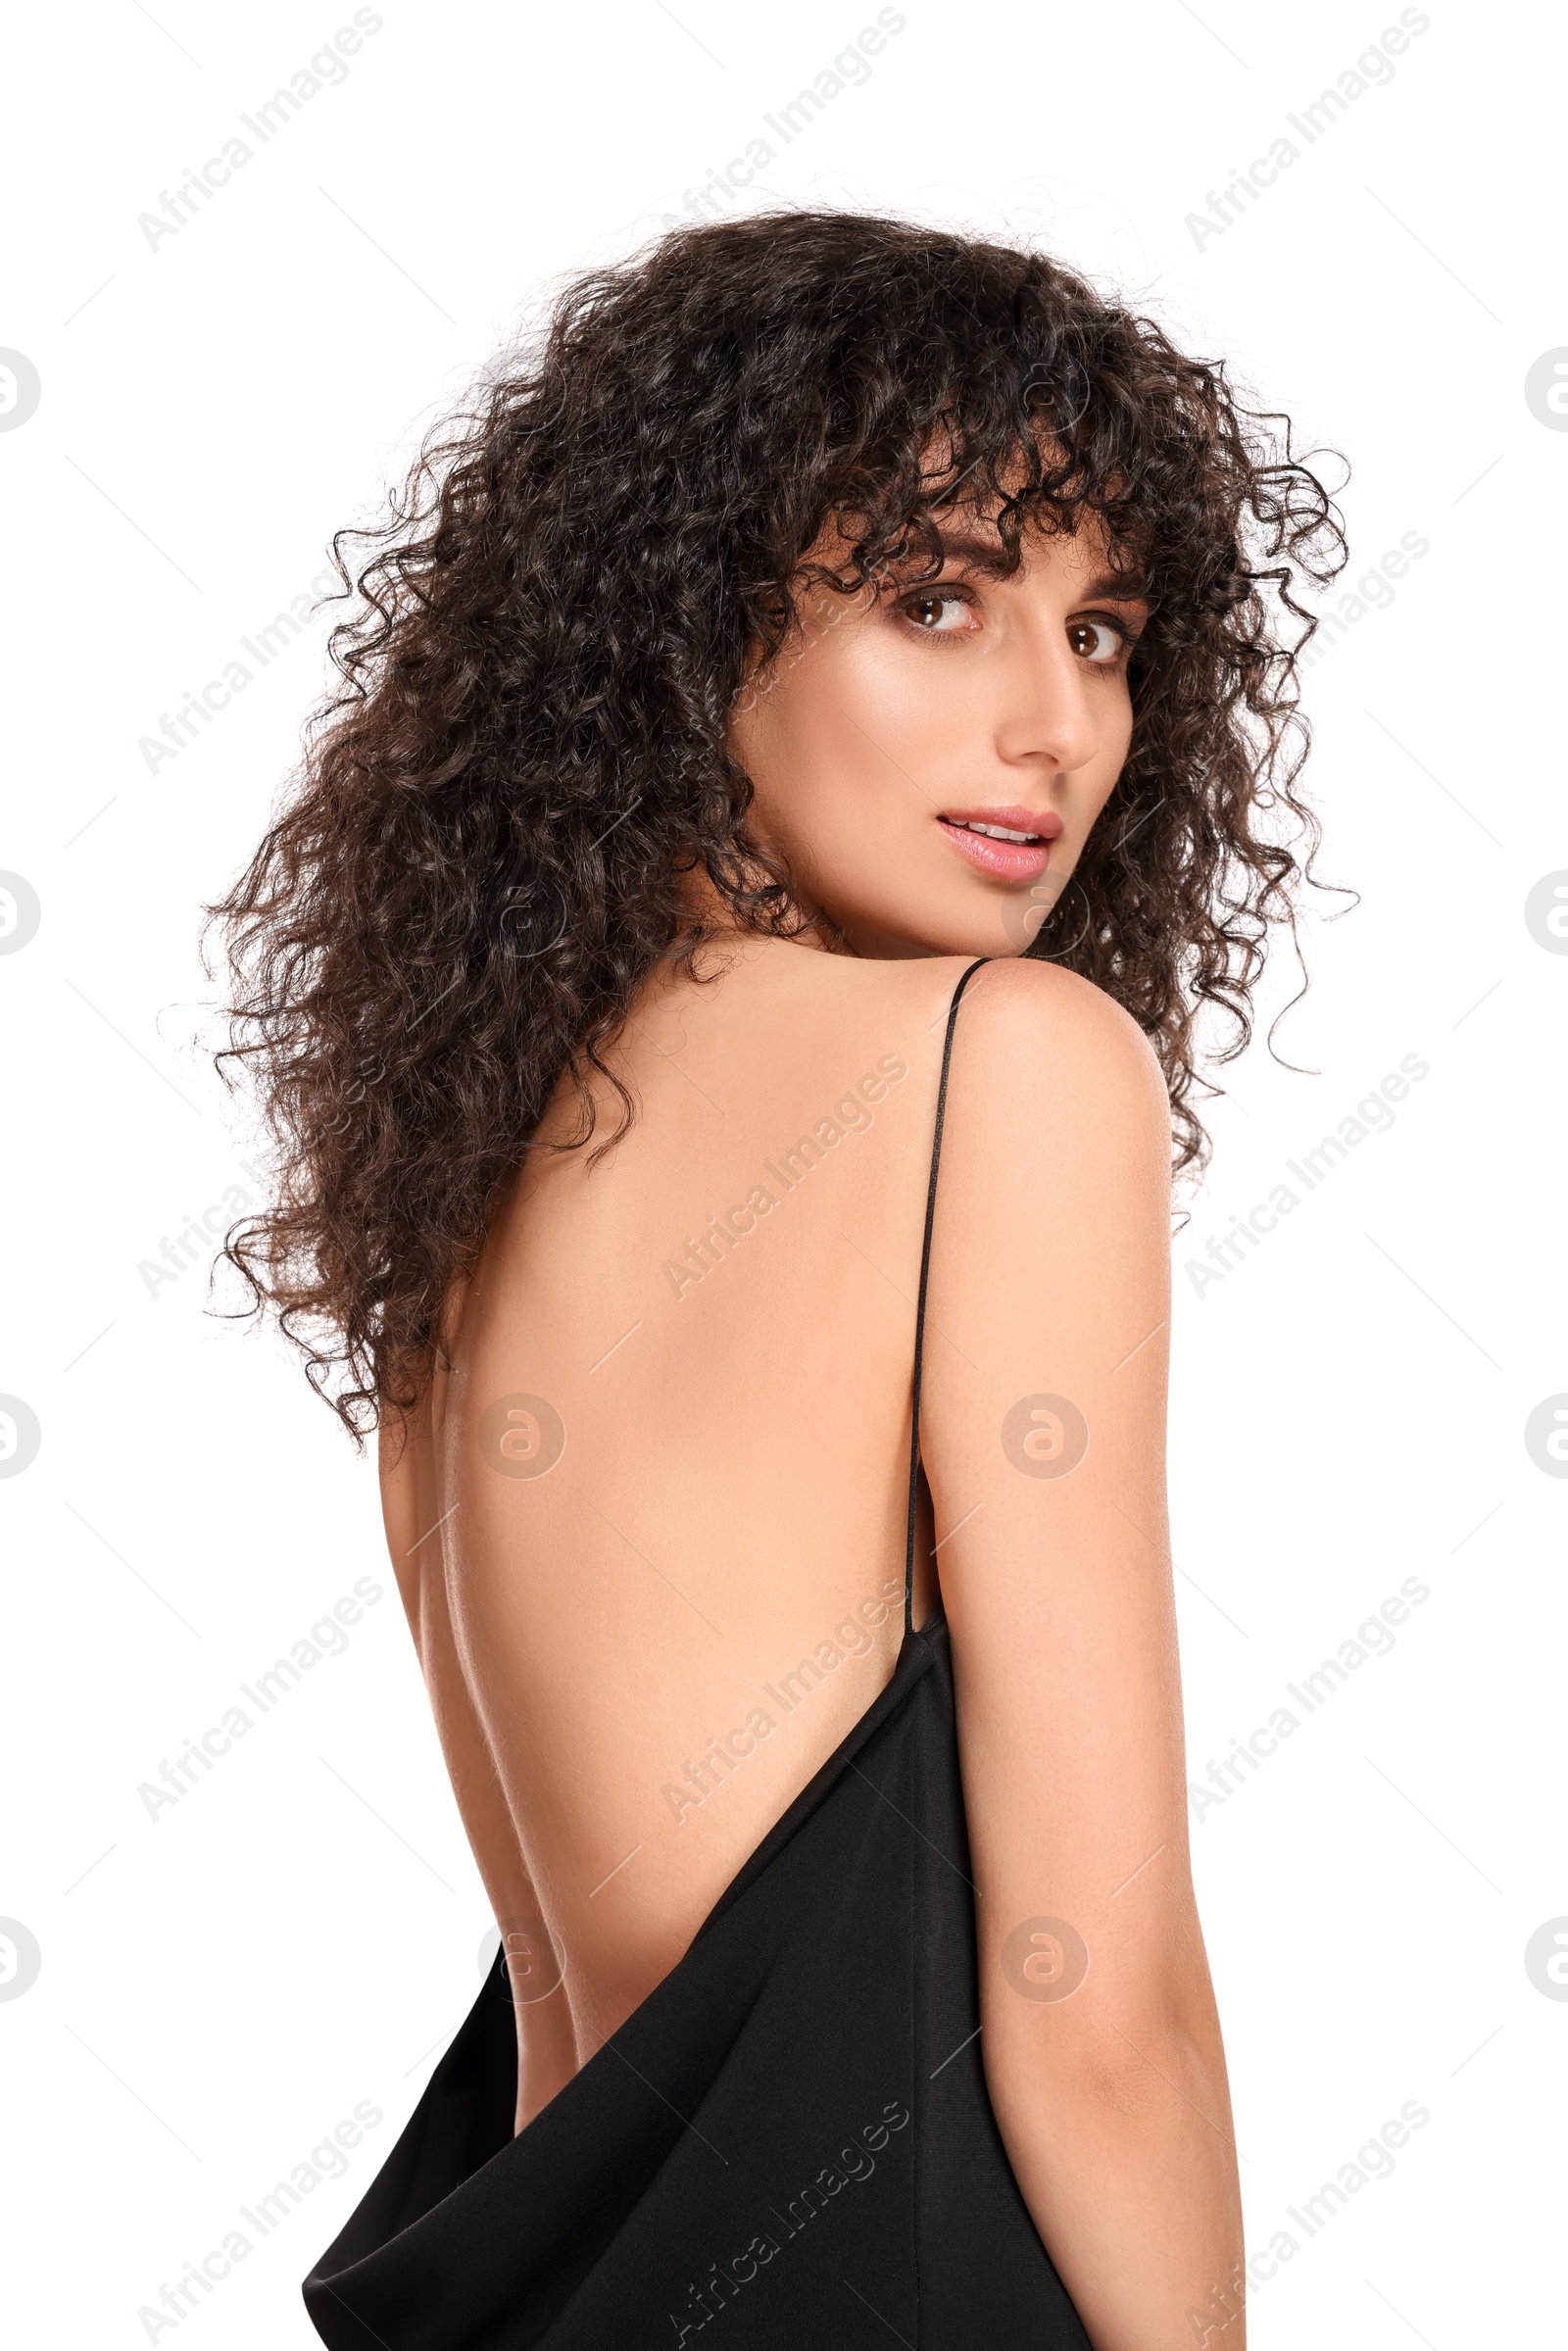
[727,507,1150,959]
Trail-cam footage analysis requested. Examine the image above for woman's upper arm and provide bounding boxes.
[919,960,1199,2071]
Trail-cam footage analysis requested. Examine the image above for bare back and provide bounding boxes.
[381,941,973,2086]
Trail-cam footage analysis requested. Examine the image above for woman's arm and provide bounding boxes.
[922,959,1245,2351]
[379,1369,579,2132]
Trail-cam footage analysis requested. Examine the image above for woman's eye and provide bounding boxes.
[904,593,974,634]
[1069,617,1127,663]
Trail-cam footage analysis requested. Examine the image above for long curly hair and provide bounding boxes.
[211,209,1347,1437]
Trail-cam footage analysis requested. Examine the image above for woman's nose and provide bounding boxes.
[993,632,1105,774]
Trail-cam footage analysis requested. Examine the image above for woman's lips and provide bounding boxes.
[936,807,1060,883]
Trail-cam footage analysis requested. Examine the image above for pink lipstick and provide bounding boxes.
[936,803,1063,884]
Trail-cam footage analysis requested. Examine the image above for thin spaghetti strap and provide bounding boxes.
[904,958,989,1636]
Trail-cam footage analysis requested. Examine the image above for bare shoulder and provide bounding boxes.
[957,957,1165,1104]
[938,958,1170,1196]
[788,950,1168,1178]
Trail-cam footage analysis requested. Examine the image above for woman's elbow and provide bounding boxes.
[981,1987,1226,2135]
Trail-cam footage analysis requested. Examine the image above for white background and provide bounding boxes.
[2,0,1564,2342]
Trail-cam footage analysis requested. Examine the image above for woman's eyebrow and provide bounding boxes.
[924,529,1015,578]
[1075,569,1151,607]
[916,534,1152,605]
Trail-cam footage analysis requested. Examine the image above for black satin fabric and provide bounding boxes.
[303,962,1091,2346]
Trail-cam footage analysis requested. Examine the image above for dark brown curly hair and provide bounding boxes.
[211,209,1346,1436]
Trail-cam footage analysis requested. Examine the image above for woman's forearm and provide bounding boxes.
[987,2018,1246,2351]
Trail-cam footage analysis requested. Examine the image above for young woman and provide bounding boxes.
[215,211,1342,2348]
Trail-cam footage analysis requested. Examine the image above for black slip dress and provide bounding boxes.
[303,958,1093,2348]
